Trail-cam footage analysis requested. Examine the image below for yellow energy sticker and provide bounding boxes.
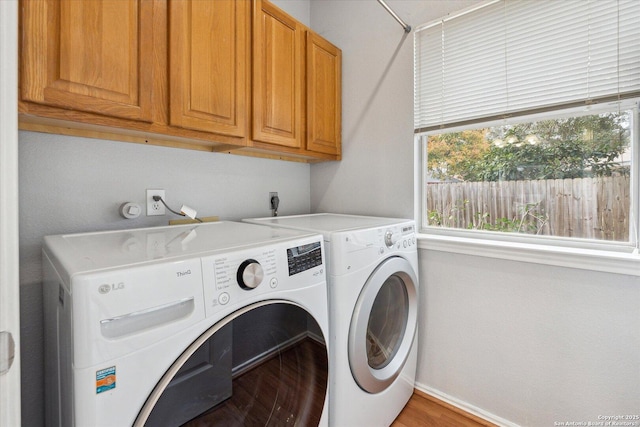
[96,366,116,394]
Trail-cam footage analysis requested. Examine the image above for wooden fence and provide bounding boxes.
[426,176,630,241]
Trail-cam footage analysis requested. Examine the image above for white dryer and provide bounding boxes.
[43,221,329,426]
[244,214,419,427]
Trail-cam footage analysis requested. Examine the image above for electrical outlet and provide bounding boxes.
[269,192,278,210]
[146,189,166,216]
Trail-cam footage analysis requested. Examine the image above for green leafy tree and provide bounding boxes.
[427,112,630,182]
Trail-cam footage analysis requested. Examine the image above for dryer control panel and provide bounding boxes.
[384,223,416,250]
[330,221,417,276]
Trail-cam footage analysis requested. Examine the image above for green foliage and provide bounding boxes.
[427,112,631,182]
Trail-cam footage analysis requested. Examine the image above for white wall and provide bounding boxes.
[420,251,640,426]
[310,0,640,426]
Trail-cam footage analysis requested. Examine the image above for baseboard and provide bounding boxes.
[413,382,518,427]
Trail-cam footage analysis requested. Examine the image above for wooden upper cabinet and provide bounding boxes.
[169,0,250,137]
[253,0,341,157]
[19,0,340,161]
[306,32,341,156]
[252,0,305,148]
[20,0,154,122]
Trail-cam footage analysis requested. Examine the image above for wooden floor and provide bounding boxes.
[182,338,328,426]
[392,390,496,427]
[177,336,492,427]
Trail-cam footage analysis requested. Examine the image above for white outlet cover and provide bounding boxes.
[146,189,166,216]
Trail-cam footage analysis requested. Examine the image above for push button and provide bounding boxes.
[218,292,230,305]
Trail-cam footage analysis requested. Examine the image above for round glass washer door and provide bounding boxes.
[348,256,418,394]
[135,301,328,426]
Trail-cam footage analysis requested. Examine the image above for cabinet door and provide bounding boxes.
[252,0,305,148]
[170,0,249,137]
[21,0,154,122]
[306,32,341,155]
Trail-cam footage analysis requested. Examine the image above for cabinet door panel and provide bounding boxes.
[170,0,249,138]
[252,0,304,148]
[306,33,341,155]
[21,0,153,122]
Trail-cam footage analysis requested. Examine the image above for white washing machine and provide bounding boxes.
[244,214,419,427]
[43,221,330,427]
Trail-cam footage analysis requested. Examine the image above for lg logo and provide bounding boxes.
[98,283,125,294]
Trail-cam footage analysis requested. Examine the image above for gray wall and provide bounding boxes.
[19,132,311,285]
[310,0,640,425]
[271,0,310,27]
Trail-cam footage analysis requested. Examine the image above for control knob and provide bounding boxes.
[384,230,399,248]
[237,259,264,289]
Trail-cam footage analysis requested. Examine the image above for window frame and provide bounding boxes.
[415,100,640,276]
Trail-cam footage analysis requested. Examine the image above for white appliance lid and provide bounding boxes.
[44,221,320,277]
[245,213,413,234]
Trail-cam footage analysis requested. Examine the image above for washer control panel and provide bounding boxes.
[287,241,322,276]
[200,237,324,318]
[215,252,275,290]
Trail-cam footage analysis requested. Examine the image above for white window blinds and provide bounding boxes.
[414,0,640,133]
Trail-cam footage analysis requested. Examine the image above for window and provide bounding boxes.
[422,103,637,244]
[414,0,640,252]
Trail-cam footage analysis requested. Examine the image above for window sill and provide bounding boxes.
[417,233,640,277]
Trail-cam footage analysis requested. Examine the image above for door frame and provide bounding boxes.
[0,0,22,425]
